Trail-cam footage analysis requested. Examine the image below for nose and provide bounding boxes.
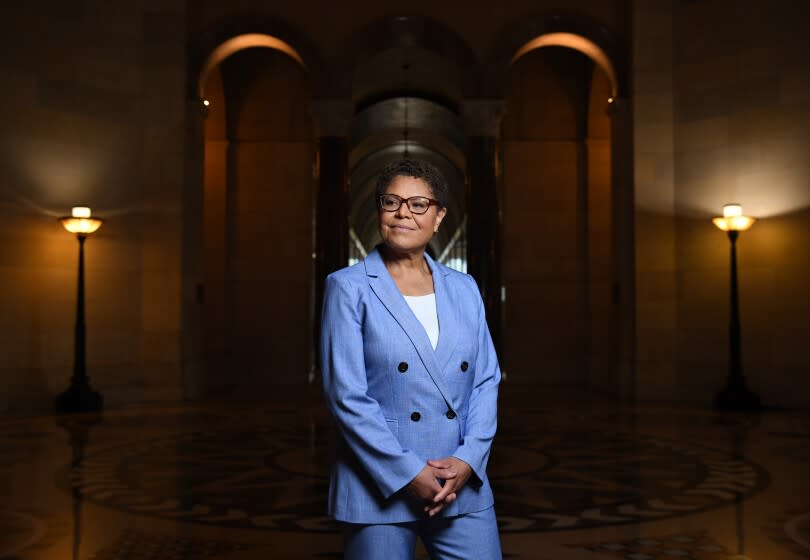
[394,200,413,218]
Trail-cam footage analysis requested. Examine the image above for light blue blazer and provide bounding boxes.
[320,246,501,523]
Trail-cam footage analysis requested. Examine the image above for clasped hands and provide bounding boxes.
[406,457,472,517]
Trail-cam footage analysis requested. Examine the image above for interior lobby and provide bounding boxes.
[1,0,809,558]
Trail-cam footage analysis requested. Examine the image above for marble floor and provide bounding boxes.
[1,387,809,559]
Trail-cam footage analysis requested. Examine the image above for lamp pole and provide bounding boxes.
[56,207,104,414]
[713,204,761,411]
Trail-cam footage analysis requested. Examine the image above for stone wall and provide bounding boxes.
[634,0,810,407]
[633,0,679,401]
[7,0,806,410]
[0,2,187,410]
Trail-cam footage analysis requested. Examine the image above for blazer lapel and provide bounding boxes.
[365,247,457,410]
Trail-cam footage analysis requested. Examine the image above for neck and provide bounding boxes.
[380,245,430,274]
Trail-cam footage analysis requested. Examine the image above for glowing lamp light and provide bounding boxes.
[712,202,761,411]
[55,205,106,412]
[712,204,755,232]
[203,99,210,107]
[60,206,104,235]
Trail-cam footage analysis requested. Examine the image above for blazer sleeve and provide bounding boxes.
[320,274,426,500]
[452,274,501,484]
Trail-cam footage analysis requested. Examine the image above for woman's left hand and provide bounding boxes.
[424,457,473,516]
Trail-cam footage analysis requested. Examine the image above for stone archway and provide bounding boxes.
[183,24,319,398]
[510,32,619,99]
[334,15,484,100]
[493,16,634,401]
[341,22,472,265]
[196,33,307,100]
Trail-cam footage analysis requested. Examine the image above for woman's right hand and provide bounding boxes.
[406,464,457,515]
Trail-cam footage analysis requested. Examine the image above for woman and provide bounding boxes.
[320,159,502,559]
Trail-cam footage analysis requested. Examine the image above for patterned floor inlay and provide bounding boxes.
[3,402,807,559]
[45,406,771,534]
[0,509,47,558]
[571,531,729,559]
[0,508,66,559]
[85,529,249,560]
[490,419,768,532]
[764,509,810,558]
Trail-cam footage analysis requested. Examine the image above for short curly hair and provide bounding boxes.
[374,159,449,209]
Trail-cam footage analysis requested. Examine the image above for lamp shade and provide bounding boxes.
[60,206,104,235]
[712,204,755,232]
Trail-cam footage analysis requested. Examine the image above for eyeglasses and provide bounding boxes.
[378,194,440,215]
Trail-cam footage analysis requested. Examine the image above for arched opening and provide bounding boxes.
[510,32,618,98]
[501,37,617,397]
[346,37,470,272]
[197,33,307,100]
[347,97,467,268]
[199,37,314,396]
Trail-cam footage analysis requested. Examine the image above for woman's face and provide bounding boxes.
[378,175,447,254]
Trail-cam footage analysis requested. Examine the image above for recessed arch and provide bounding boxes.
[191,24,316,397]
[510,32,618,98]
[490,12,627,98]
[197,33,308,100]
[346,97,467,259]
[498,17,631,397]
[338,15,483,100]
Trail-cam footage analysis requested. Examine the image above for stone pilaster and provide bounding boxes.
[462,100,505,363]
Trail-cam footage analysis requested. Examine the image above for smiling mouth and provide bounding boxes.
[390,225,414,231]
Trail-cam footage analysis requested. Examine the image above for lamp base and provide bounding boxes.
[714,384,761,411]
[55,384,103,414]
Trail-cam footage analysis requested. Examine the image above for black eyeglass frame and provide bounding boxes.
[377,194,442,215]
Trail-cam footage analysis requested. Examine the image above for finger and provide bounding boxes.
[433,480,457,504]
[427,501,445,517]
[424,498,445,512]
[428,459,452,468]
[426,490,457,516]
[432,467,457,479]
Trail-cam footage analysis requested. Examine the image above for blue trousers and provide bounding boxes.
[342,506,502,560]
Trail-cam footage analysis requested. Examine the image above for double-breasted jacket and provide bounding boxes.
[320,246,501,523]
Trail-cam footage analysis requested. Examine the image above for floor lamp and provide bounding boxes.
[55,207,104,414]
[712,204,761,411]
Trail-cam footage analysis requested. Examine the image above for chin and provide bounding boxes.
[383,239,424,253]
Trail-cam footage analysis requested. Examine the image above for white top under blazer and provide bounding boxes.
[403,293,439,350]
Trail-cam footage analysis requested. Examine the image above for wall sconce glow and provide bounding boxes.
[713,204,755,232]
[60,206,104,235]
[203,99,210,107]
[608,97,614,104]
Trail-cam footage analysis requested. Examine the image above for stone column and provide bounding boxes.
[608,97,637,404]
[462,100,505,362]
[181,99,207,400]
[311,100,352,380]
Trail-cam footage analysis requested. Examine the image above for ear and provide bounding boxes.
[434,207,448,232]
